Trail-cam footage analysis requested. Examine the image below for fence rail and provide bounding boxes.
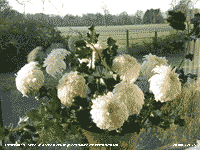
[125,29,159,48]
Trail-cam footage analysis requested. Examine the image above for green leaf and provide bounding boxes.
[0,126,10,140]
[8,133,15,144]
[47,98,61,113]
[38,105,47,116]
[88,26,95,32]
[24,125,37,133]
[74,40,87,48]
[185,53,194,61]
[167,11,186,31]
[188,73,198,80]
[70,123,81,134]
[107,37,116,46]
[21,131,33,141]
[102,76,120,91]
[26,109,43,122]
[96,33,100,39]
[87,33,91,39]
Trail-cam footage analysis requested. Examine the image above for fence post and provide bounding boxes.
[153,31,158,52]
[126,29,129,48]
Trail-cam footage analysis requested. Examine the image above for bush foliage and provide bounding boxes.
[0,19,71,73]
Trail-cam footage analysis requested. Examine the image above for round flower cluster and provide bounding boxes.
[15,61,44,98]
[43,48,71,78]
[113,81,145,115]
[149,65,182,102]
[141,53,168,79]
[90,92,129,131]
[112,54,141,83]
[57,71,87,107]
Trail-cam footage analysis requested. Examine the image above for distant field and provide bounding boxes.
[55,24,177,49]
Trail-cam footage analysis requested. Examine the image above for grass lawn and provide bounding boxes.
[55,24,177,49]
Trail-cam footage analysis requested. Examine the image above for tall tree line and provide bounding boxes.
[1,0,199,28]
[0,8,166,27]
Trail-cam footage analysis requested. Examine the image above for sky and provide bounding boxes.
[7,0,200,18]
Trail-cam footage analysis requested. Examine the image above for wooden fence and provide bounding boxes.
[125,29,158,49]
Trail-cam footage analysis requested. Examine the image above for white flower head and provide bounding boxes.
[57,71,87,107]
[43,48,71,78]
[15,61,44,98]
[113,81,144,115]
[141,53,168,79]
[112,54,141,83]
[27,46,46,65]
[90,92,129,131]
[149,65,181,102]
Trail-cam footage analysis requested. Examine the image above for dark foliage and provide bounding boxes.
[167,11,186,31]
[0,18,70,73]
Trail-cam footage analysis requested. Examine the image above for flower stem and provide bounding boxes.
[91,43,117,74]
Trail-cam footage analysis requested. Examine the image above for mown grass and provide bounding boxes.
[55,24,177,49]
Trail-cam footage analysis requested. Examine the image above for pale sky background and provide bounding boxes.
[7,0,200,18]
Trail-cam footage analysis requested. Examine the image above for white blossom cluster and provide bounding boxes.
[43,48,71,78]
[15,61,44,98]
[15,45,186,132]
[57,71,87,107]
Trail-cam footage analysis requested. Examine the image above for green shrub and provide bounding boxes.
[0,19,71,73]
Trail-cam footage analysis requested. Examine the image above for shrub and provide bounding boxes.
[0,19,71,73]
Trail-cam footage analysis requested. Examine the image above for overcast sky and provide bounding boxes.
[8,0,200,18]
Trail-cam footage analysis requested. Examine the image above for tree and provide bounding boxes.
[132,10,144,24]
[0,8,24,23]
[167,10,186,31]
[111,15,118,26]
[134,10,144,18]
[143,9,164,24]
[81,14,92,26]
[105,14,115,26]
[95,12,104,26]
[118,11,132,25]
[63,14,71,26]
[73,15,81,26]
[87,13,97,26]
[0,0,10,11]
[168,0,200,34]
[52,15,63,27]
[101,1,110,27]
[0,0,14,23]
